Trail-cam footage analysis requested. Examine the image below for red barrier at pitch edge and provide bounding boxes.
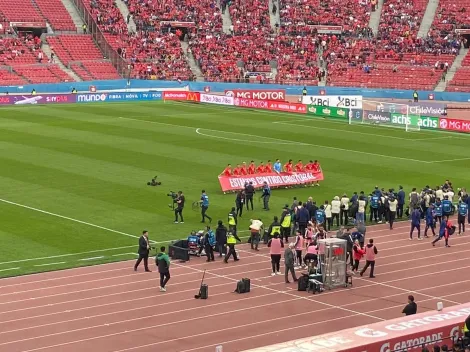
[242,303,470,352]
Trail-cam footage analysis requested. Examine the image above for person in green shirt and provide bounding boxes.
[156,246,171,292]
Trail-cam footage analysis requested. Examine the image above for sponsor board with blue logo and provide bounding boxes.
[77,92,162,103]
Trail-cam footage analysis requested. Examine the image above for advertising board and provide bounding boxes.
[234,98,306,113]
[363,110,391,124]
[200,94,234,105]
[307,105,349,120]
[163,91,200,102]
[242,302,470,352]
[225,89,286,101]
[0,94,77,105]
[302,95,363,109]
[76,92,162,103]
[390,114,439,129]
[439,118,470,133]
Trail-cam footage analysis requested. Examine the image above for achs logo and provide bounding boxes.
[225,91,234,97]
[439,119,448,129]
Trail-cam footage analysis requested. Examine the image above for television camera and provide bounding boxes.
[168,191,178,210]
[147,176,161,186]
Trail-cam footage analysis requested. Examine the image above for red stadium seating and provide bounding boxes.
[0,0,43,23]
[34,0,76,31]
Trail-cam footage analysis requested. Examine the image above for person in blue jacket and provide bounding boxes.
[397,186,405,218]
[316,205,325,227]
[458,200,468,235]
[434,199,443,225]
[424,204,435,238]
[410,207,421,240]
[442,196,453,217]
[432,216,452,247]
[369,193,380,223]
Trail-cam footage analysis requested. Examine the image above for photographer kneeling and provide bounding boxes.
[174,191,185,224]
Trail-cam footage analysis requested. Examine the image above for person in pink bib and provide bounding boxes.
[268,232,284,276]
[303,241,318,268]
[360,238,378,278]
[294,230,304,269]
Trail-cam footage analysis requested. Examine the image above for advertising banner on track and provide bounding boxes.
[200,94,234,106]
[218,171,324,192]
[302,95,363,109]
[225,89,286,101]
[0,94,77,105]
[363,110,392,124]
[307,104,349,120]
[234,97,306,114]
[439,118,470,133]
[76,92,162,103]
[242,302,470,352]
[163,91,200,102]
[390,113,439,130]
[375,102,447,117]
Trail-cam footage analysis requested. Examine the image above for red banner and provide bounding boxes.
[439,118,470,133]
[218,171,324,192]
[243,302,470,352]
[225,89,286,101]
[268,101,307,114]
[163,91,200,102]
[10,22,46,28]
[234,97,306,114]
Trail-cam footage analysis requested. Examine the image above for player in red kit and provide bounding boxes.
[295,160,304,172]
[233,164,241,176]
[248,161,256,175]
[221,164,232,176]
[257,162,265,174]
[284,159,293,173]
[240,162,247,175]
[265,160,273,173]
[305,160,314,171]
[312,160,321,186]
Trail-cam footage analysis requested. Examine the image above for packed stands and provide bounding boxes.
[34,0,76,31]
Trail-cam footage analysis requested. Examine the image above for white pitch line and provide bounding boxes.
[34,262,66,267]
[118,116,431,164]
[429,157,470,163]
[0,267,20,272]
[0,246,136,266]
[0,197,156,244]
[111,253,138,257]
[78,256,104,261]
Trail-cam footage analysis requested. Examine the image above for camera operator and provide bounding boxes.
[174,191,185,224]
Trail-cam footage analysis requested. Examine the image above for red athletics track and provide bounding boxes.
[0,221,469,352]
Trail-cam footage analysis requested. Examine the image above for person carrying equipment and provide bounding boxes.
[224,231,241,263]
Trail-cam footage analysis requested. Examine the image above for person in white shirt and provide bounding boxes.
[249,219,263,251]
[445,189,455,203]
[324,200,332,231]
[357,196,366,223]
[340,194,350,226]
[331,196,341,227]
[388,196,398,229]
[436,187,444,201]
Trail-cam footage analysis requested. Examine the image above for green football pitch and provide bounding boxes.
[0,101,469,277]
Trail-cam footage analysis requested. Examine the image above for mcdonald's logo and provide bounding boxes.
[187,92,200,102]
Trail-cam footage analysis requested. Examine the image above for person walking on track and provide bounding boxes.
[224,231,241,263]
[156,246,170,292]
[360,238,378,278]
[432,216,454,247]
[268,233,284,276]
[134,230,151,272]
[284,243,298,283]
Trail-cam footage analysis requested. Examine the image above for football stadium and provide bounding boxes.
[1,0,470,351]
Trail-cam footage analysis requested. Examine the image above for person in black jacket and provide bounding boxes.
[215,221,228,257]
[245,182,255,211]
[402,295,417,316]
[134,230,151,272]
[235,190,245,217]
[203,226,215,262]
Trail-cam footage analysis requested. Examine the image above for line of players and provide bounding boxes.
[220,159,321,176]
